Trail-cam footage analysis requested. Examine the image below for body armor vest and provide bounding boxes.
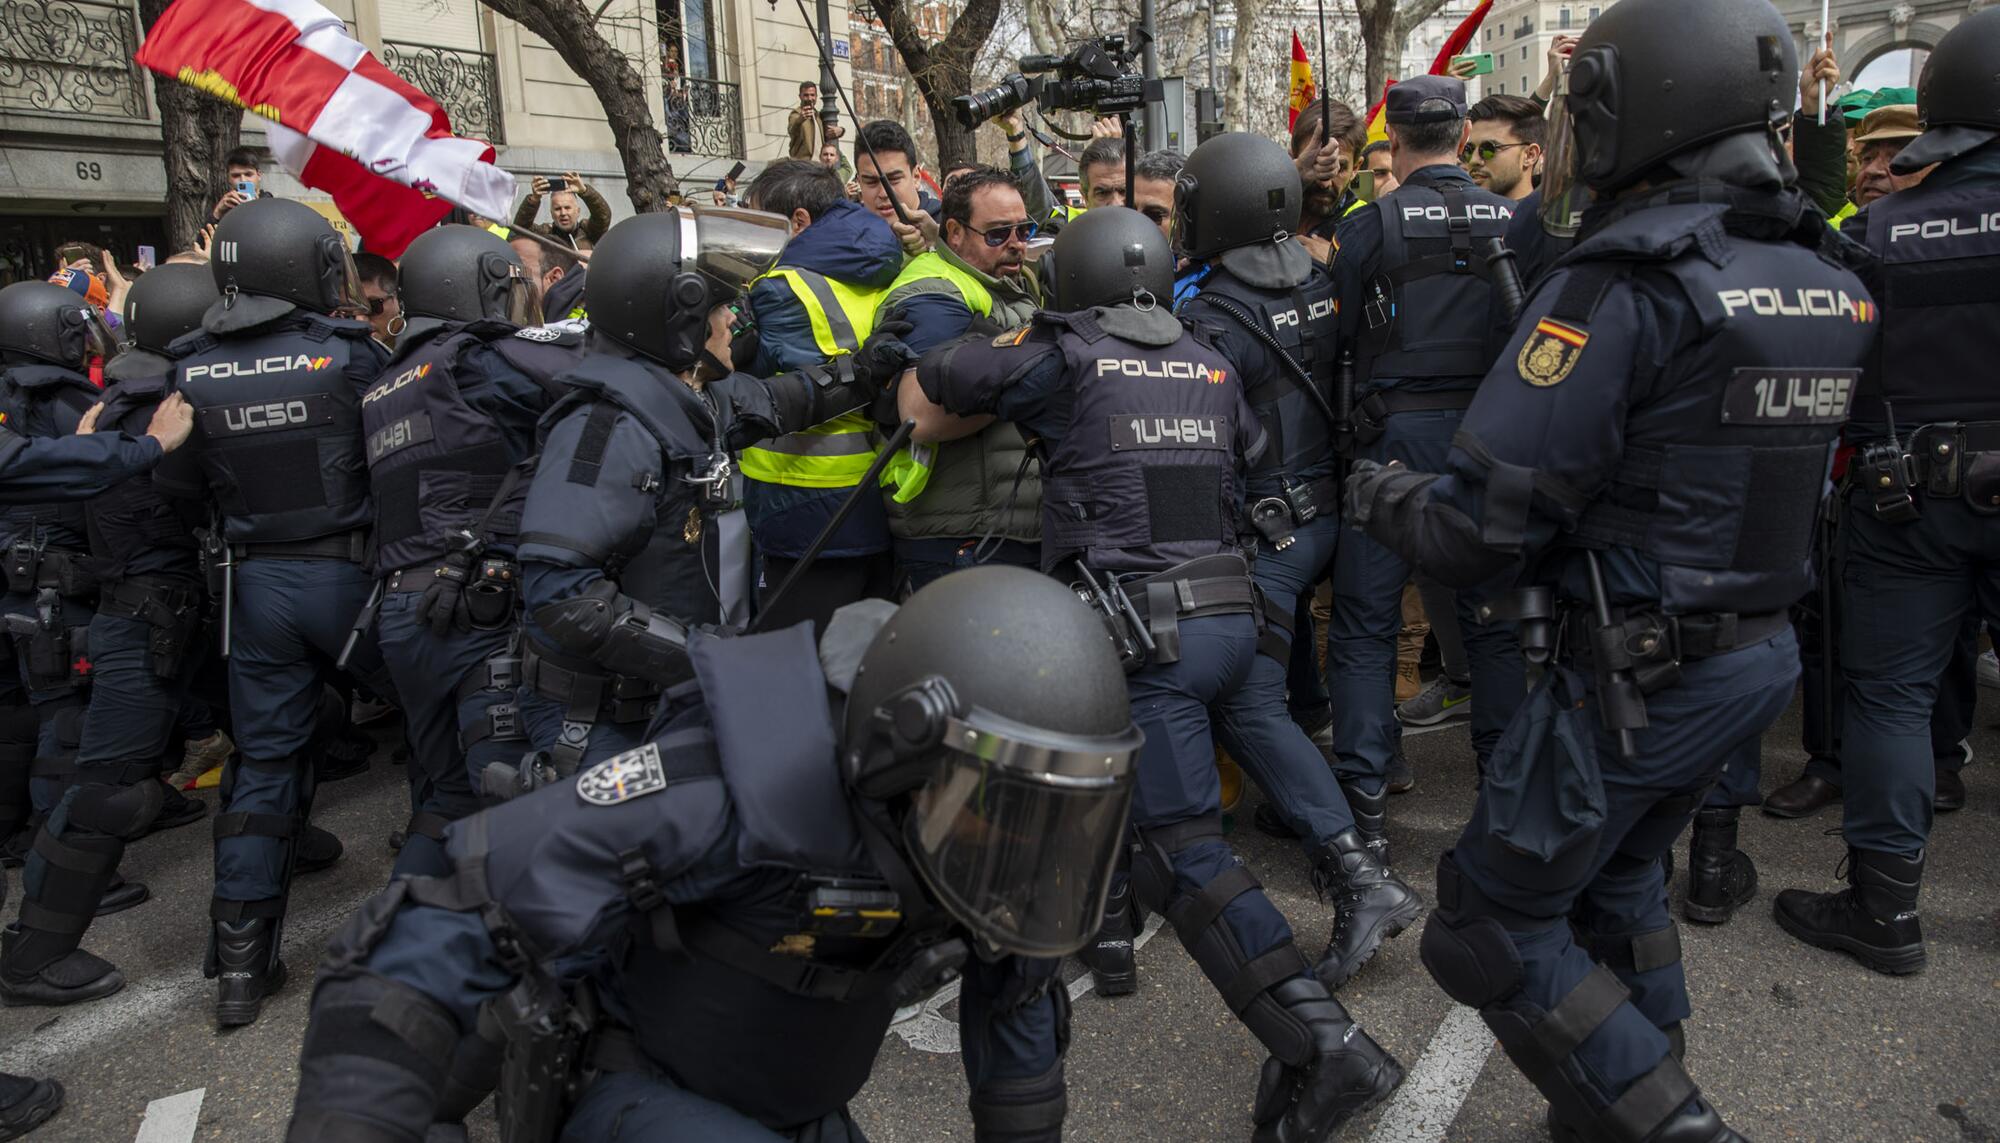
[88,354,203,581]
[533,354,731,627]
[1562,212,1876,615]
[362,325,517,574]
[1038,312,1255,574]
[1182,265,1339,497]
[173,312,378,543]
[0,364,102,553]
[1357,176,1517,389]
[1855,178,2000,429]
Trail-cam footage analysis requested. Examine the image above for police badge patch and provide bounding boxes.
[514,326,564,343]
[576,743,669,806]
[991,327,1032,348]
[1516,318,1590,387]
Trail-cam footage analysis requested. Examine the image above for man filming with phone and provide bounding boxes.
[513,169,612,251]
[209,148,272,222]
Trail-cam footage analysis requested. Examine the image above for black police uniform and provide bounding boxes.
[0,348,214,1005]
[1348,179,1876,1138]
[287,616,1087,1143]
[920,297,1407,1140]
[164,300,394,1014]
[1328,160,1527,797]
[362,319,558,875]
[1771,123,2000,972]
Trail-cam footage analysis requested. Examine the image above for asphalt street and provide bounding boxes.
[2,688,1996,1142]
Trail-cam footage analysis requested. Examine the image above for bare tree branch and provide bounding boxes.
[865,0,1003,170]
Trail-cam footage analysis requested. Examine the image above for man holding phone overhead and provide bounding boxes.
[513,169,613,251]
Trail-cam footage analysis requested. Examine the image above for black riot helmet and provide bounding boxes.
[122,263,221,355]
[396,225,543,339]
[843,565,1143,958]
[1173,132,1302,261]
[0,280,116,369]
[584,207,789,370]
[1546,0,1795,205]
[1895,7,2000,173]
[209,196,364,316]
[1044,206,1174,312]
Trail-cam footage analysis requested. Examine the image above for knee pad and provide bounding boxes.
[968,1061,1066,1143]
[69,779,166,840]
[1419,910,1523,1009]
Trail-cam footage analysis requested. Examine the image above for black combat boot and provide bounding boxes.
[1075,878,1137,996]
[1249,977,1403,1142]
[212,918,286,1027]
[1338,779,1390,866]
[1774,848,1926,974]
[1683,808,1756,925]
[0,926,123,1007]
[94,872,149,917]
[1312,830,1424,989]
[1550,1096,1747,1142]
[0,1072,62,1141]
[296,823,344,874]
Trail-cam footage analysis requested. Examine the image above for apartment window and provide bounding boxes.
[1521,76,1529,93]
[1589,6,1600,18]
[1559,7,1571,29]
[1521,46,1529,61]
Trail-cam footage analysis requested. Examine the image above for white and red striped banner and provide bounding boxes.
[136,0,516,257]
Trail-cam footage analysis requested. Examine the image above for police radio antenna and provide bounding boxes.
[1316,0,1331,142]
[790,0,917,230]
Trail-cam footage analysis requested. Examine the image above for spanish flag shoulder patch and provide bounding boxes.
[1517,318,1591,388]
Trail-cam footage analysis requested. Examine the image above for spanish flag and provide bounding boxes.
[1288,31,1316,130]
[1363,0,1494,144]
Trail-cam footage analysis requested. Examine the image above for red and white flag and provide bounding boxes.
[136,0,516,257]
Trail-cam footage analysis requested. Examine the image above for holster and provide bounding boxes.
[491,975,597,1143]
[98,577,204,680]
[1113,554,1258,669]
[4,592,89,690]
[465,557,519,629]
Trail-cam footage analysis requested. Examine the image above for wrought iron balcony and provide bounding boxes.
[382,39,504,145]
[665,74,744,159]
[0,0,146,118]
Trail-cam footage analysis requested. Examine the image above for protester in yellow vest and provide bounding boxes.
[737,160,905,632]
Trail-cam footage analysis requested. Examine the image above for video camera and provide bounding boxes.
[952,30,1162,130]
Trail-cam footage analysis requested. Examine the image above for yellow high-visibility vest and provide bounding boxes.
[738,268,885,489]
[875,252,999,502]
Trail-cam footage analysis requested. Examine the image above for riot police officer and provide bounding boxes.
[0,283,125,881]
[1173,131,1422,989]
[161,196,396,1026]
[0,322,194,1143]
[1343,2,1875,1137]
[905,207,1405,1142]
[1775,7,2000,976]
[512,208,886,782]
[359,225,559,876]
[0,265,218,1008]
[288,566,1137,1142]
[1327,75,1527,853]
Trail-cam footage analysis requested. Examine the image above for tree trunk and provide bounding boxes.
[866,0,1000,172]
[478,0,677,212]
[139,0,240,252]
[1352,0,1446,98]
[1226,0,1262,134]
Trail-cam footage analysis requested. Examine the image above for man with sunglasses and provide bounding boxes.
[353,252,400,350]
[875,167,1045,590]
[1464,94,1546,202]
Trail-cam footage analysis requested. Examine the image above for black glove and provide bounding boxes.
[419,550,475,636]
[1343,459,1390,525]
[852,318,919,392]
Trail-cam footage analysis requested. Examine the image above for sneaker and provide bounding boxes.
[350,693,399,729]
[1397,676,1471,727]
[169,730,233,791]
[1980,649,1999,691]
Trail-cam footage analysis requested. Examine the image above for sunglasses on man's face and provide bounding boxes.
[1461,140,1529,163]
[364,295,392,316]
[970,221,1038,247]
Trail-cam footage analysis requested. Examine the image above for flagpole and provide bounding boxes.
[1817,1,1830,127]
[1316,0,1331,141]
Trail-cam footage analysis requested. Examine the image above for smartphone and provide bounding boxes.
[136,245,156,271]
[1352,171,1377,204]
[234,180,256,198]
[550,176,572,193]
[55,243,101,273]
[1451,52,1495,77]
[726,161,747,182]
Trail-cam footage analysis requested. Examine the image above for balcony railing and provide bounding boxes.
[0,0,146,119]
[665,74,744,159]
[382,40,504,145]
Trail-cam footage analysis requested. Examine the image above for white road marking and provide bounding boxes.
[887,914,1166,1054]
[1366,1005,1494,1143]
[133,1086,205,1143]
[0,892,367,1076]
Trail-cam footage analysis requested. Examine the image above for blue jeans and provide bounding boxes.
[1837,493,2000,856]
[1329,409,1523,786]
[895,538,1041,595]
[215,558,389,905]
[1212,515,1355,845]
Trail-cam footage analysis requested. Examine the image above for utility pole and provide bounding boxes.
[816,0,839,137]
[1139,0,1164,147]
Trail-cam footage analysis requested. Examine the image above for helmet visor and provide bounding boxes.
[67,305,117,365]
[904,712,1140,958]
[1538,87,1593,239]
[683,206,791,300]
[502,269,545,328]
